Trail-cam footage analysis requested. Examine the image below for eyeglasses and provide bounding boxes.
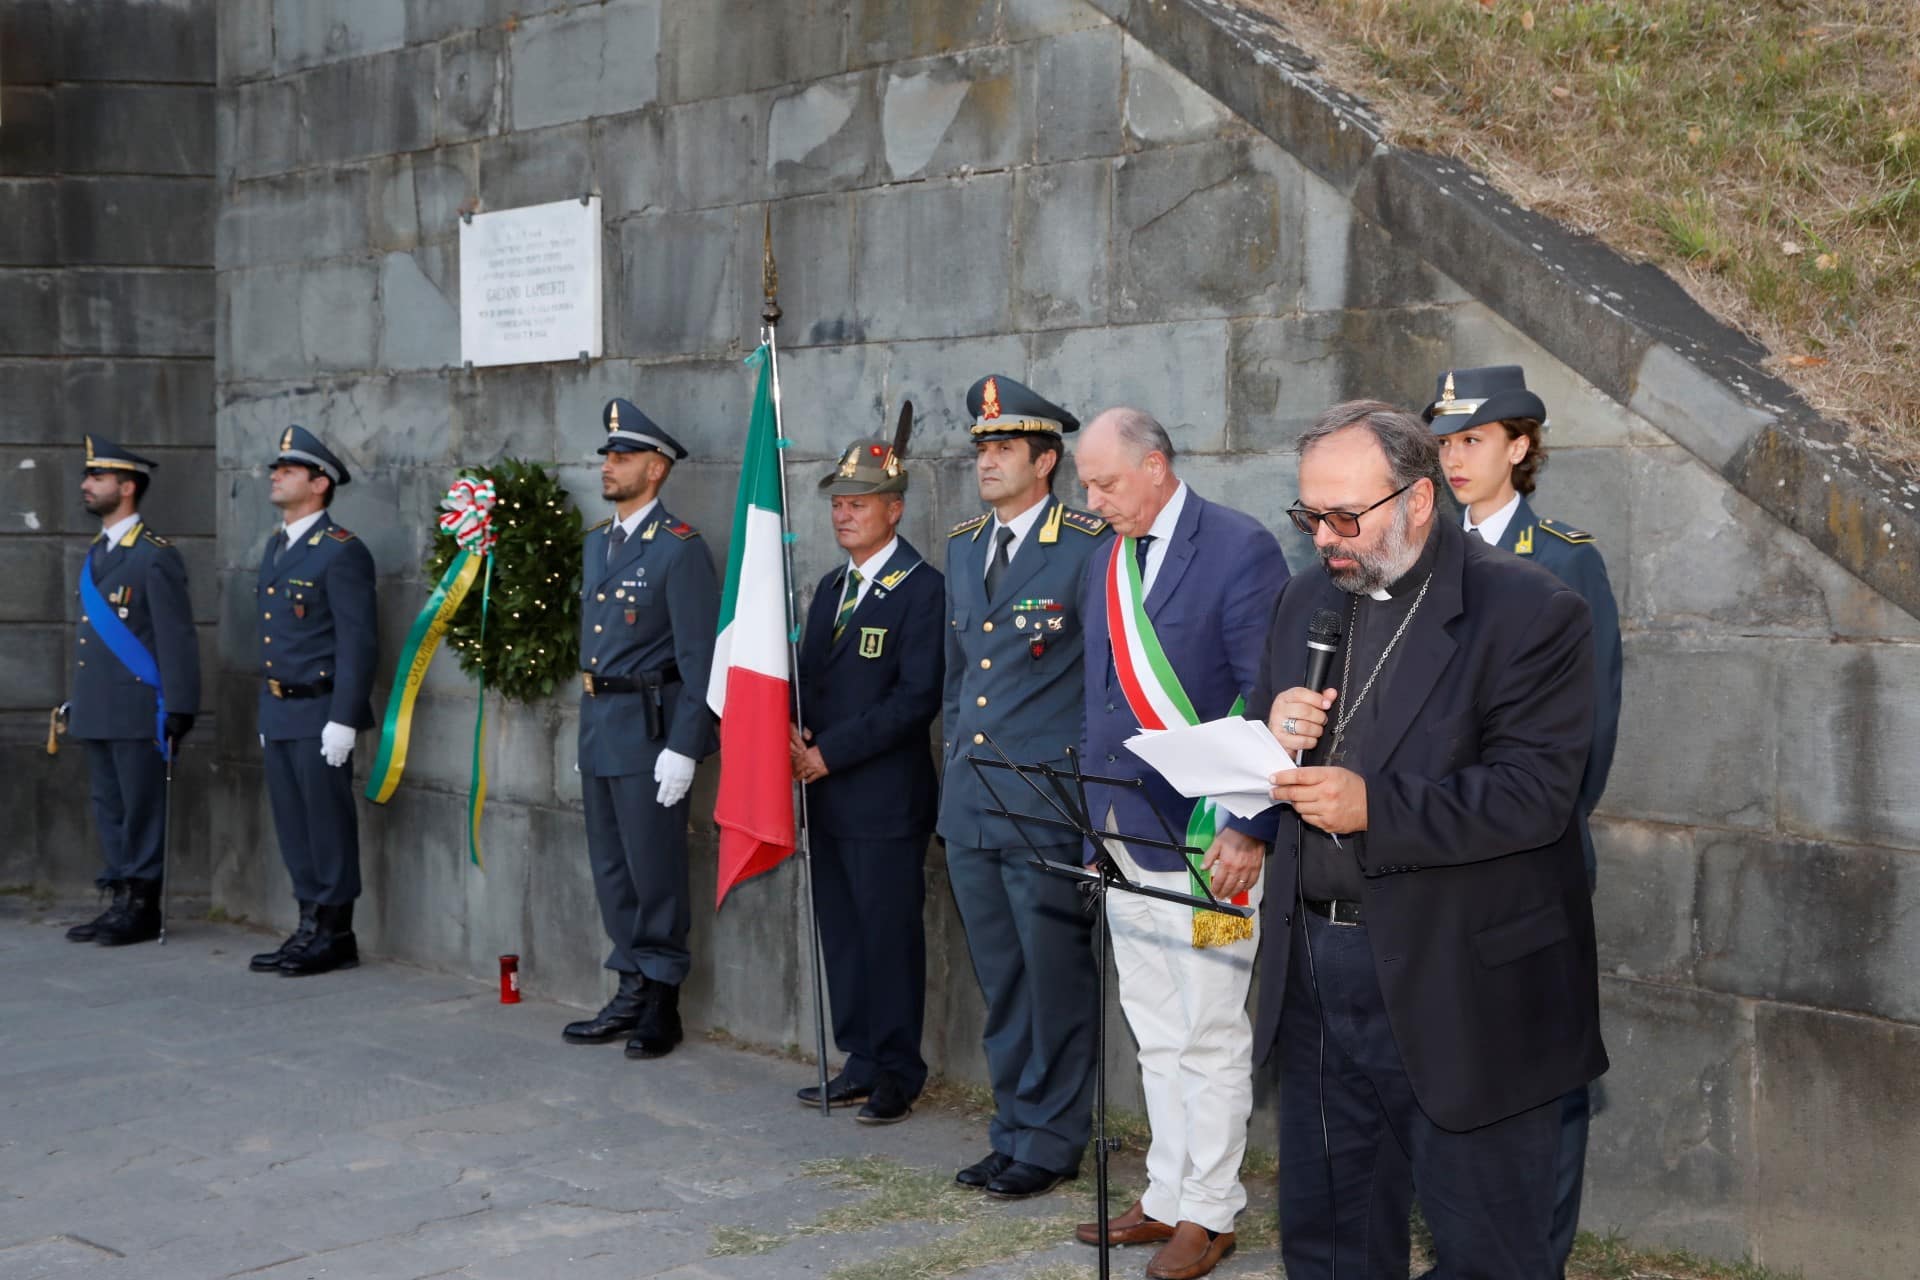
[1286,484,1412,538]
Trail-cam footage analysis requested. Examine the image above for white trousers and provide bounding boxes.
[1104,831,1263,1233]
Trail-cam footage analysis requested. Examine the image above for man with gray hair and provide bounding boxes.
[1250,401,1606,1278]
[1072,408,1289,1278]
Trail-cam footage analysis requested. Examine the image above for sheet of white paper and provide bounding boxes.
[1123,716,1294,820]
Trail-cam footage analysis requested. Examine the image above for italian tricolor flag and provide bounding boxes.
[708,345,797,905]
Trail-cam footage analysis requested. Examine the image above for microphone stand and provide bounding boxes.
[967,734,1251,1280]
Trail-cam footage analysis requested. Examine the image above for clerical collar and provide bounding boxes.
[1368,525,1440,602]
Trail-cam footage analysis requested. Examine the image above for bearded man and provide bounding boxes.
[1249,400,1607,1280]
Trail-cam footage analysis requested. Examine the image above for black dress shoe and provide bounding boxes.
[278,903,359,976]
[855,1076,913,1126]
[563,971,646,1043]
[796,1072,872,1109]
[251,901,317,972]
[623,979,683,1059]
[985,1160,1073,1200]
[68,882,127,942]
[956,1151,1013,1188]
[95,879,162,947]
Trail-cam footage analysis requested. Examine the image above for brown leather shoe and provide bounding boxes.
[1146,1221,1236,1279]
[1075,1199,1176,1247]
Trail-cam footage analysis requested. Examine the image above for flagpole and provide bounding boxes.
[761,208,833,1118]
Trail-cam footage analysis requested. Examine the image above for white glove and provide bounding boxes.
[654,748,695,807]
[320,721,356,768]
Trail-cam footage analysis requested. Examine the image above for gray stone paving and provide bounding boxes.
[0,901,1281,1279]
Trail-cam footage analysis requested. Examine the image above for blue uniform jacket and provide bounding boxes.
[69,522,200,741]
[577,506,719,778]
[937,494,1113,849]
[798,540,945,840]
[1496,496,1622,872]
[1078,491,1291,870]
[256,513,378,740]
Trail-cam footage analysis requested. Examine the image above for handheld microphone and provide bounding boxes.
[1304,607,1343,693]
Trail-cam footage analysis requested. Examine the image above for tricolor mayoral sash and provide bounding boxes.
[1103,536,1253,948]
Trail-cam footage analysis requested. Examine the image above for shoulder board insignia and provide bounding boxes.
[588,517,613,533]
[666,521,698,540]
[140,530,172,548]
[325,526,356,542]
[1538,519,1594,545]
[950,514,990,539]
[1059,509,1108,536]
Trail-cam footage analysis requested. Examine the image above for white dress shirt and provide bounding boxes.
[985,495,1050,583]
[1137,481,1190,595]
[1463,490,1521,548]
[609,497,661,547]
[843,537,898,610]
[99,513,140,549]
[280,509,326,548]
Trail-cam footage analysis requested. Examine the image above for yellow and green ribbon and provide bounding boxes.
[366,477,499,867]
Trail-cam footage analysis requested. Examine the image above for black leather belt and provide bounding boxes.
[1303,897,1363,926]
[266,677,334,700]
[580,663,680,696]
[582,663,681,738]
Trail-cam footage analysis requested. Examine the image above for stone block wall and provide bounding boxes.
[4,0,1877,1273]
[0,0,218,889]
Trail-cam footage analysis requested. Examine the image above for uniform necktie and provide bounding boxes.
[267,529,286,567]
[89,535,108,582]
[607,521,628,564]
[833,568,863,641]
[1133,533,1156,584]
[1466,526,1485,542]
[984,526,1014,599]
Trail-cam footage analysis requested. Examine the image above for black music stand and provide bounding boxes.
[967,734,1252,1280]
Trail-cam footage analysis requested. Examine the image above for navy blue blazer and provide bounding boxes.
[1494,496,1622,875]
[577,505,719,778]
[69,522,200,741]
[937,495,1113,849]
[256,513,379,740]
[798,540,944,840]
[1078,490,1291,869]
[1250,517,1607,1132]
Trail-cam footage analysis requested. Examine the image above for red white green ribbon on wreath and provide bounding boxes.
[365,477,497,867]
[1103,536,1254,948]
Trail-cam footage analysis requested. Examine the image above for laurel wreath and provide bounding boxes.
[425,458,584,703]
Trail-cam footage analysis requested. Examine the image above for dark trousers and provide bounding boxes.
[1550,1084,1591,1274]
[263,737,361,905]
[814,831,929,1096]
[581,771,691,986]
[945,841,1096,1174]
[84,739,167,885]
[1279,912,1560,1280]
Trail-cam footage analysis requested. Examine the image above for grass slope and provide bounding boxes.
[1262,0,1920,469]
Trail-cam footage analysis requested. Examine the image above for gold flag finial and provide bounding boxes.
[760,206,782,327]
